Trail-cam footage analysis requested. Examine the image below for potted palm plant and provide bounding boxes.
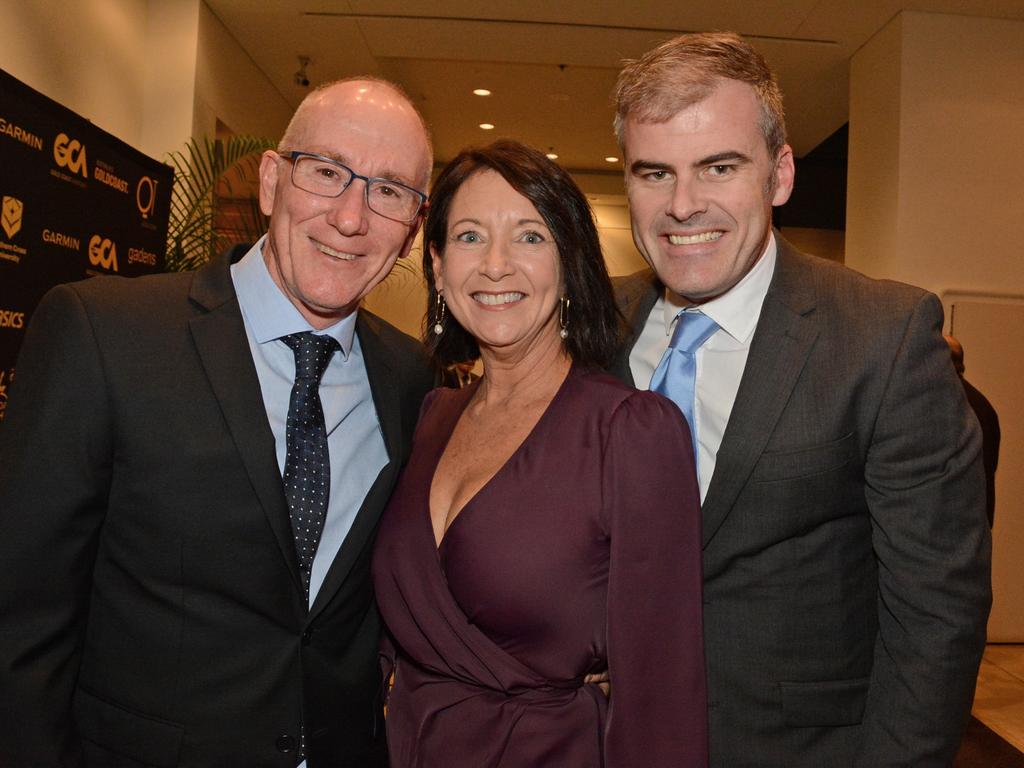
[164,135,275,272]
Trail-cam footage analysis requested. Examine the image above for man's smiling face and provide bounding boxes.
[258,80,431,328]
[622,78,794,303]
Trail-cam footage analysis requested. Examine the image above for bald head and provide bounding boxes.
[279,78,433,189]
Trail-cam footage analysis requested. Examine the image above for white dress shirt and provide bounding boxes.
[629,234,777,501]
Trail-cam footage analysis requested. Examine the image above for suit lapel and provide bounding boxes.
[610,269,661,385]
[188,248,303,594]
[309,311,404,619]
[701,239,819,546]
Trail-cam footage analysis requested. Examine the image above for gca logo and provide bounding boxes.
[54,132,88,177]
[88,235,118,271]
[1,196,22,239]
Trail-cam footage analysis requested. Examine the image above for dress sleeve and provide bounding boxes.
[602,390,708,768]
[416,386,443,422]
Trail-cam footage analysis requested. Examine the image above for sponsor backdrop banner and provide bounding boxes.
[0,68,172,422]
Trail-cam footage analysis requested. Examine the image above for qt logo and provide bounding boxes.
[88,235,118,271]
[1,196,22,239]
[136,176,157,219]
[54,133,88,177]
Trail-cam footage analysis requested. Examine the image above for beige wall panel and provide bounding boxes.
[896,13,1024,299]
[947,297,1024,641]
[846,13,903,282]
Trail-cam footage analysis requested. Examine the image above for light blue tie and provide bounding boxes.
[650,310,720,467]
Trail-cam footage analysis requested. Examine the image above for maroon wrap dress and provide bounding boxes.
[372,365,708,767]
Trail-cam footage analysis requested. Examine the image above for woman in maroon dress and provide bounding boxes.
[372,140,707,767]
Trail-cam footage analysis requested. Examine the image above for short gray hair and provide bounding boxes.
[614,32,787,160]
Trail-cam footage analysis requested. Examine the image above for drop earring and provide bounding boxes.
[558,296,570,339]
[433,292,446,335]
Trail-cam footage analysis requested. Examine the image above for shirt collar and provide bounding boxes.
[231,235,357,359]
[660,231,777,345]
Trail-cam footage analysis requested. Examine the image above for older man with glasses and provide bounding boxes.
[0,78,434,768]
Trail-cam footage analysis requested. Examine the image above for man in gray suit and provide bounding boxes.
[610,32,991,766]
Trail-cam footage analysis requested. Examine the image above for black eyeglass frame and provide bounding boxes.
[280,150,428,223]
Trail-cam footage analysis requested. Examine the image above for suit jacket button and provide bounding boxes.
[301,627,314,645]
[275,734,297,753]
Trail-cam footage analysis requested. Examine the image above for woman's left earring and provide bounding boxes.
[433,292,446,336]
[558,296,570,340]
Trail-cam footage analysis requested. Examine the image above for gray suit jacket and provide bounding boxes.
[610,236,991,767]
[0,247,434,767]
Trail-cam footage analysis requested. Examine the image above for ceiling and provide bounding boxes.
[205,0,1024,194]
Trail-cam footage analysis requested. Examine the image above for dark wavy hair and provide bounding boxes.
[422,140,622,368]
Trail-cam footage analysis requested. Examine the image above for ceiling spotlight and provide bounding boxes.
[294,56,311,88]
[604,156,619,163]
[546,153,559,160]
[473,88,492,96]
[479,123,495,130]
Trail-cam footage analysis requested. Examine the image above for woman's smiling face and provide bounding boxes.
[431,169,563,358]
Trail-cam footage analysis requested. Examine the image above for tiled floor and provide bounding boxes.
[973,644,1024,751]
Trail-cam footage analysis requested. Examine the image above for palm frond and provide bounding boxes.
[165,135,275,272]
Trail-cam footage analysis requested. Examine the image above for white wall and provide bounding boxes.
[2,1,157,152]
[848,10,1024,640]
[592,202,647,277]
[1,1,291,162]
[846,15,903,283]
[193,2,292,142]
[848,11,1024,299]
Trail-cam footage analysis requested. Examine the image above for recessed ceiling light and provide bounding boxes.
[604,156,619,163]
[479,123,495,130]
[473,88,492,96]
[546,152,559,160]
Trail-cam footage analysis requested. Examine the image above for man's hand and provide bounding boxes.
[583,671,610,697]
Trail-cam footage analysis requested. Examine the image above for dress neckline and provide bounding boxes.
[429,362,579,553]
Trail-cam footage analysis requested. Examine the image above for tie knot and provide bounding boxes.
[668,311,719,354]
[281,332,340,382]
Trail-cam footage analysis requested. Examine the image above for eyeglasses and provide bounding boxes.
[281,150,427,223]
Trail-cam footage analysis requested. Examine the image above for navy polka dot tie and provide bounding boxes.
[281,332,340,598]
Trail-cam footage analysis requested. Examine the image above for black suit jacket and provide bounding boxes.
[610,236,991,767]
[0,247,433,767]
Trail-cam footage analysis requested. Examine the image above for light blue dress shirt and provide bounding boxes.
[230,237,388,607]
